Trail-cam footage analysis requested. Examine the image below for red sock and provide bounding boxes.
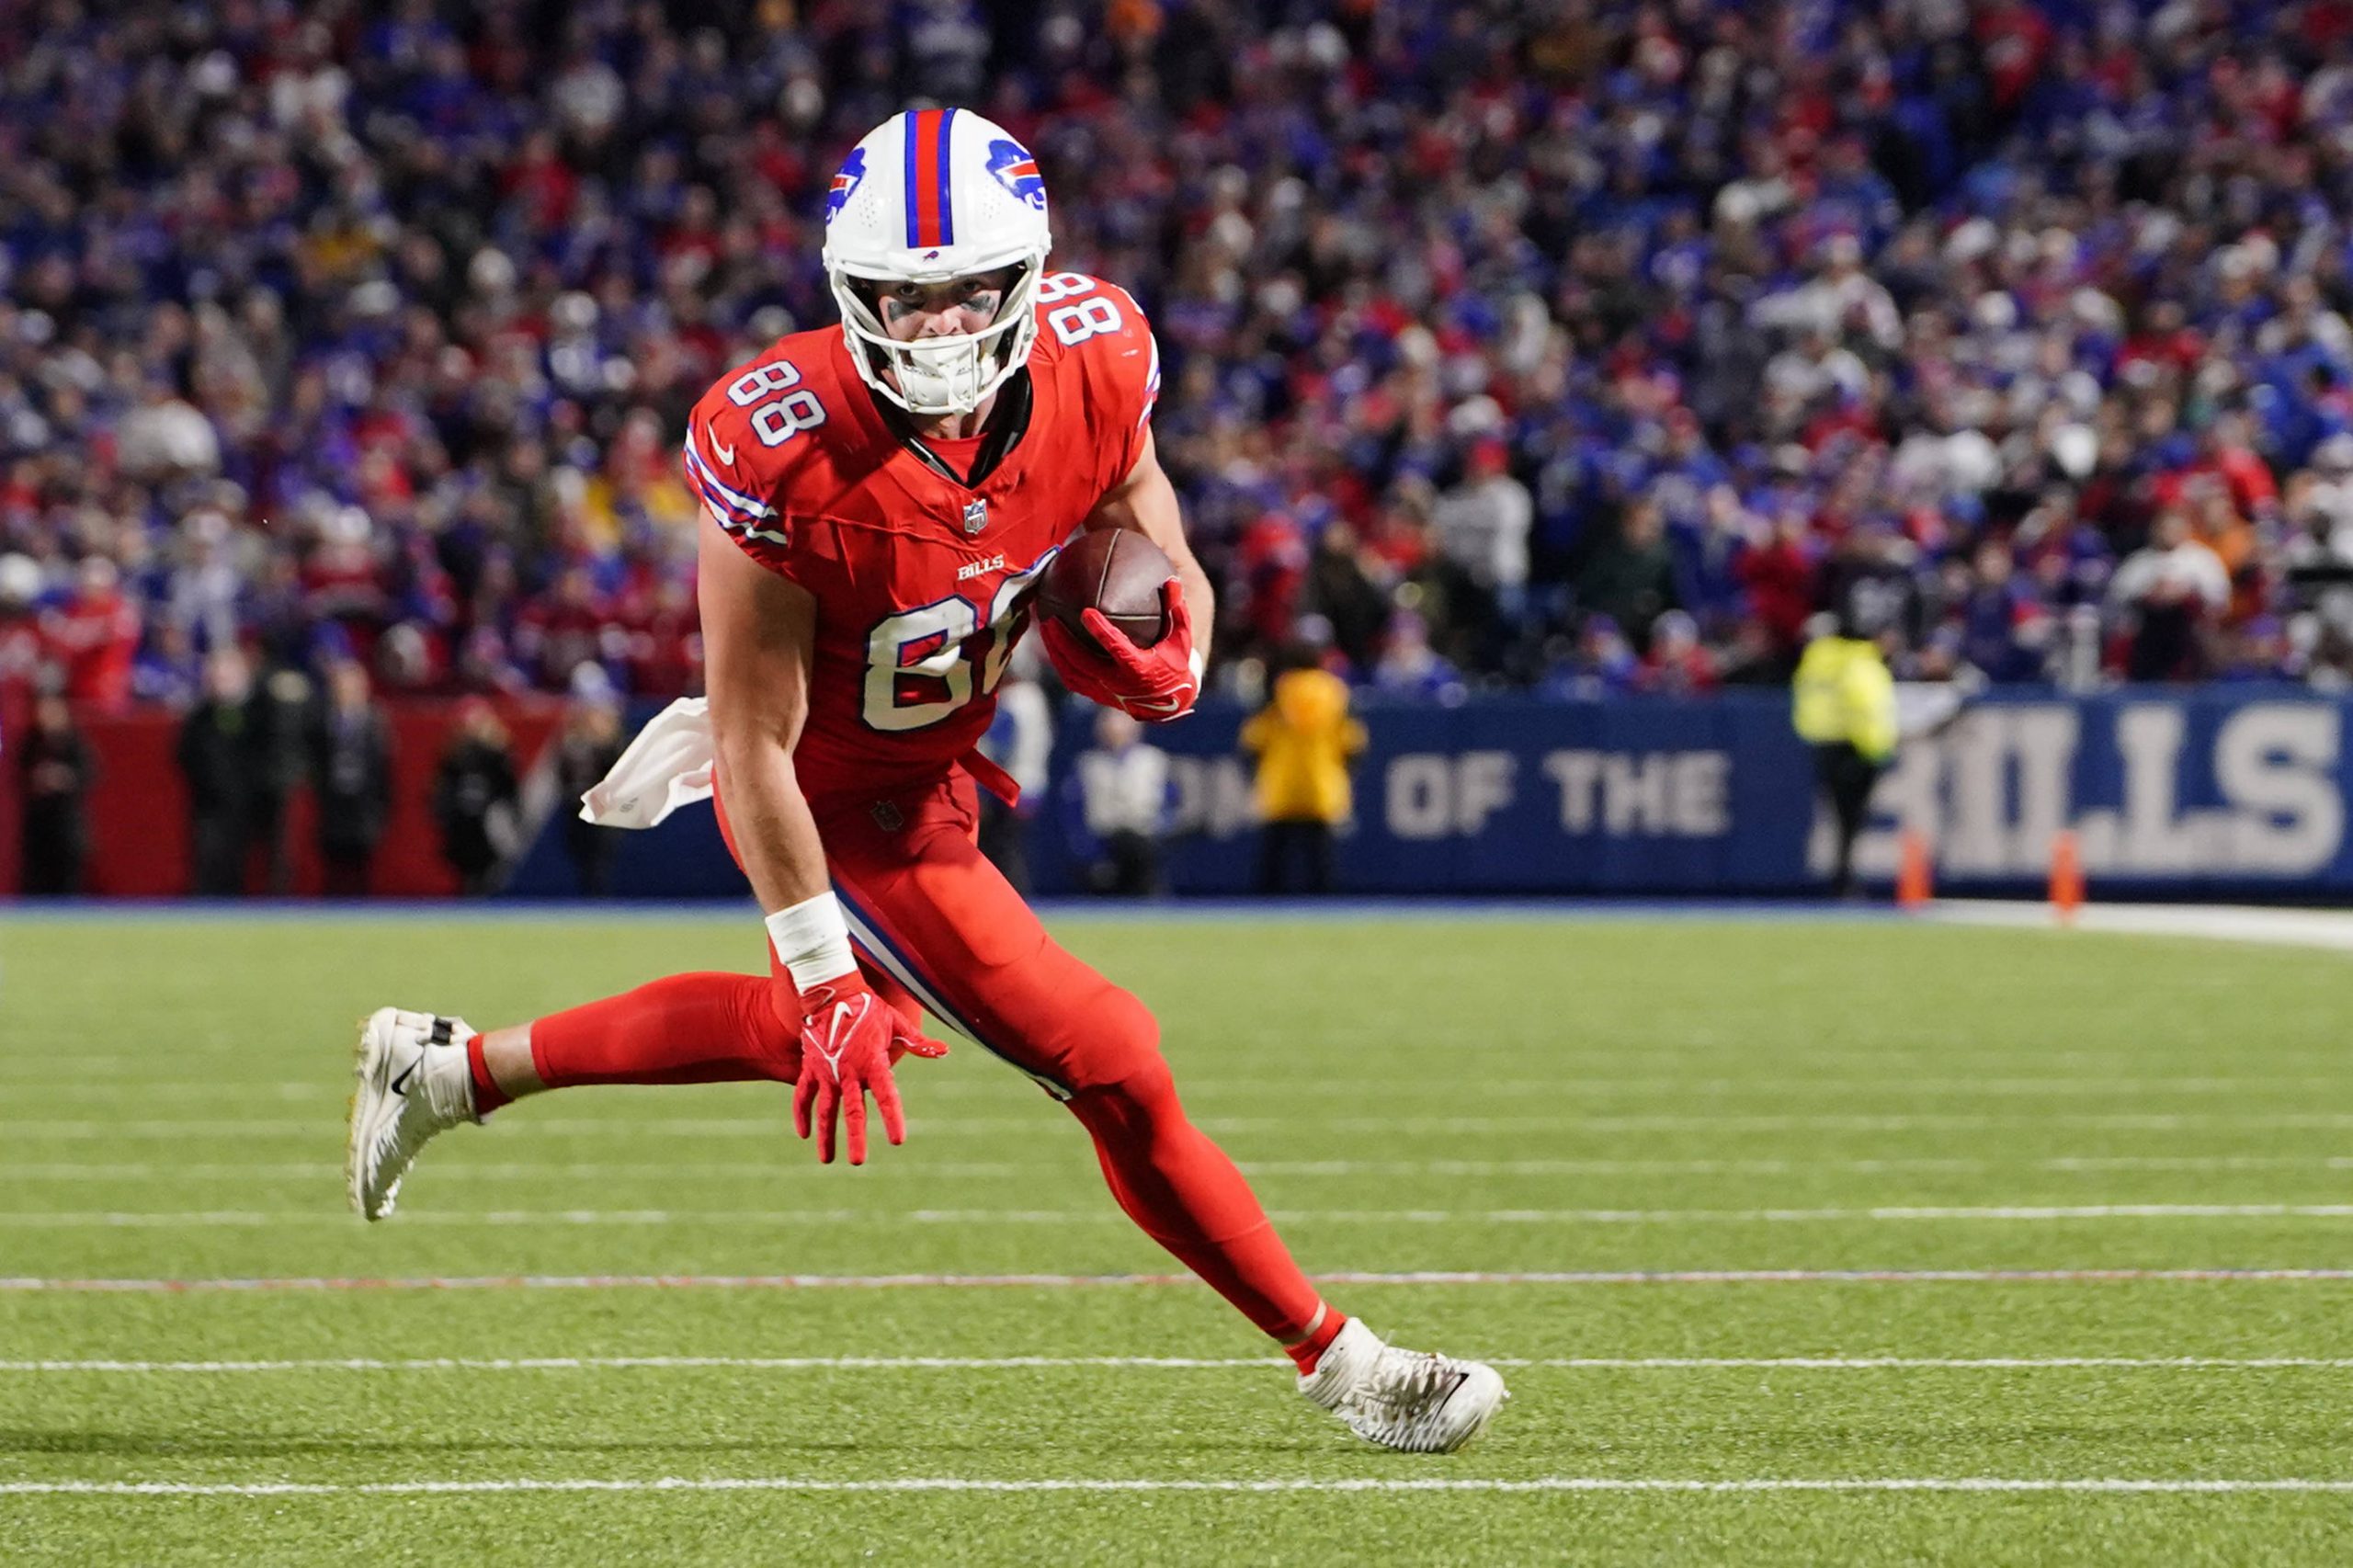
[465,1034,511,1115]
[1067,1077,1326,1343]
[1284,1309,1347,1375]
[529,972,800,1088]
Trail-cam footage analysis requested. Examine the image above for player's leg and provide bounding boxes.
[351,954,942,1221]
[472,971,800,1102]
[824,784,1322,1332]
[352,782,804,1221]
[346,966,805,1222]
[826,778,1505,1449]
[347,778,930,1220]
[467,771,932,1108]
[464,937,931,1108]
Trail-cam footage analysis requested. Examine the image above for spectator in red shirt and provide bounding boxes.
[2190,415,2281,517]
[512,563,611,691]
[1636,610,1721,696]
[1735,510,1820,670]
[620,577,701,699]
[42,558,141,714]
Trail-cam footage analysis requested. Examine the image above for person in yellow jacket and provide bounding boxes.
[1792,616,1898,898]
[1240,649,1368,894]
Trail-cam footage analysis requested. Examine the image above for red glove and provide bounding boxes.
[1040,579,1202,722]
[792,971,946,1165]
[884,1008,949,1067]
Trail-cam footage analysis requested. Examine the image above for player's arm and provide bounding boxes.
[1085,428,1213,671]
[1046,428,1210,720]
[698,508,830,914]
[698,510,940,1163]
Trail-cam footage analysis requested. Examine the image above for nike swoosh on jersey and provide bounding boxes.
[709,427,737,465]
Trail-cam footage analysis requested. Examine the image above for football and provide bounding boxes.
[1037,528,1175,650]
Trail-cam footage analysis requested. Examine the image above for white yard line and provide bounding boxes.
[8,1154,2353,1182]
[6,1476,2352,1496]
[6,1267,2353,1293]
[0,1084,342,1101]
[0,1160,1040,1181]
[2,1048,2332,1091]
[1930,901,2353,953]
[4,1203,2351,1228]
[14,1110,2353,1139]
[1,1075,2334,1101]
[0,1155,2330,1181]
[7,1355,2352,1374]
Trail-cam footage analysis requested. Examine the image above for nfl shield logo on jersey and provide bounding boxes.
[961,498,989,535]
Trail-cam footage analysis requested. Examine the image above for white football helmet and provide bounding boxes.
[820,108,1053,418]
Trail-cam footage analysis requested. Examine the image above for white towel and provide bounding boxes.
[579,697,716,829]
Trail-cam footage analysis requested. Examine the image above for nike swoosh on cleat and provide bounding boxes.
[388,1061,419,1097]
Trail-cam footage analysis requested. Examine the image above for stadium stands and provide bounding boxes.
[5,0,2353,712]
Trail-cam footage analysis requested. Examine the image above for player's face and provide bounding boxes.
[875,267,1020,344]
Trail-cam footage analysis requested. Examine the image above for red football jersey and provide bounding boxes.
[682,272,1161,805]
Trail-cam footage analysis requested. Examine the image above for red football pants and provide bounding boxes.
[699,768,1324,1341]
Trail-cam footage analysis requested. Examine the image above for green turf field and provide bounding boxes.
[4,911,2352,1565]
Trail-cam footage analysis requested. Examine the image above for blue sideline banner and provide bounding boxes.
[501,687,2351,899]
[1030,697,1816,895]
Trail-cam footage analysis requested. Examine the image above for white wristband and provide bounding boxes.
[765,892,857,993]
[1188,646,1206,683]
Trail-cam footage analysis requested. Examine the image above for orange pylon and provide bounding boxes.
[1895,827,1933,908]
[2049,830,2084,922]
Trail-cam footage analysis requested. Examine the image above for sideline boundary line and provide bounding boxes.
[1929,901,2353,954]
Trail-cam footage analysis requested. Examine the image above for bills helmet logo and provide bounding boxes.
[985,139,1046,211]
[825,147,867,224]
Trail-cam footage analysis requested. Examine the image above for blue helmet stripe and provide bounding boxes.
[901,109,921,248]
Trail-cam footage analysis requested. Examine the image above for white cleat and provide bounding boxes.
[1298,1319,1508,1453]
[347,1006,480,1221]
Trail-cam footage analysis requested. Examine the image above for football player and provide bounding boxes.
[347,108,1506,1453]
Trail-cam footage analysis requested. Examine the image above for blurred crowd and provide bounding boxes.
[6,0,2353,721]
